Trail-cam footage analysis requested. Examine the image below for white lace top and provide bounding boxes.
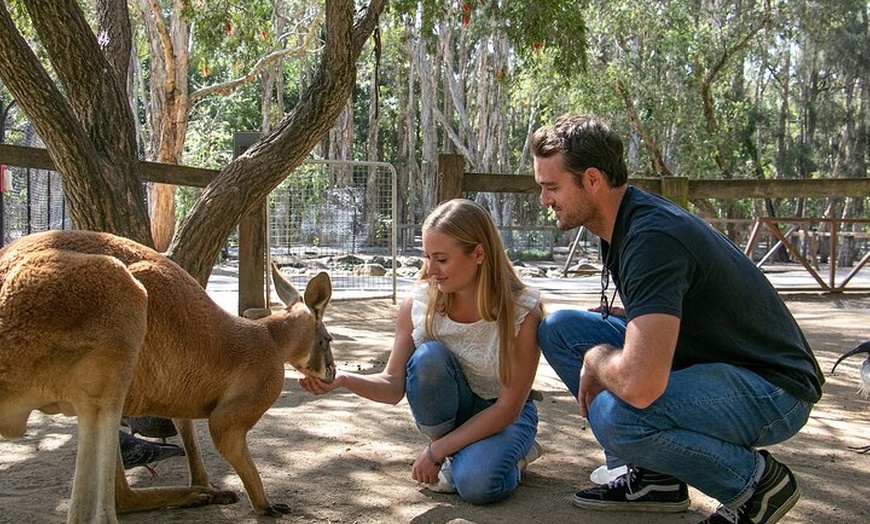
[410,283,542,400]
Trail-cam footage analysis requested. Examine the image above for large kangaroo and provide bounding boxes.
[0,230,336,523]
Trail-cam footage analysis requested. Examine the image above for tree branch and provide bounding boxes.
[352,0,388,56]
[0,2,93,167]
[191,41,318,103]
[23,0,138,160]
[431,105,477,163]
[615,79,672,177]
[139,0,179,96]
[95,0,133,84]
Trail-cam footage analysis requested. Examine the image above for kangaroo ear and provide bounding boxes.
[303,271,332,319]
[271,262,301,306]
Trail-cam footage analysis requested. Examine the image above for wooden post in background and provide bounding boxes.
[437,154,465,203]
[234,132,265,315]
[660,176,689,209]
[238,202,267,314]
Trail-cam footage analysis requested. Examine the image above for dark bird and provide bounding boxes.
[122,416,178,442]
[119,430,185,478]
[830,340,870,453]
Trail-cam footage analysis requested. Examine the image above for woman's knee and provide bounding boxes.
[407,341,452,383]
[454,471,516,505]
[409,340,450,365]
[451,440,524,505]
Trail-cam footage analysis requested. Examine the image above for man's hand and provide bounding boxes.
[589,305,626,317]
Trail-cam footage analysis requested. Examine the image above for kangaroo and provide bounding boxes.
[0,229,336,523]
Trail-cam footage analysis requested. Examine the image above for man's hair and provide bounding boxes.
[530,114,628,187]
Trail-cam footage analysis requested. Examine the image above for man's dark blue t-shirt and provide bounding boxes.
[603,186,824,403]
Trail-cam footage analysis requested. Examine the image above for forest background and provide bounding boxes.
[0,0,867,283]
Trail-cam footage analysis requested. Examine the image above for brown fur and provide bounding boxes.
[0,230,336,523]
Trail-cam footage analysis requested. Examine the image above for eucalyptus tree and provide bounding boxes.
[132,0,324,250]
[787,0,868,263]
[388,0,589,230]
[0,0,387,284]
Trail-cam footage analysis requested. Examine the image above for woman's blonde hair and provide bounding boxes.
[420,198,526,385]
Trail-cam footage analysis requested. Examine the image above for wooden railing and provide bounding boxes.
[435,153,870,204]
[436,154,870,293]
[2,145,869,299]
[744,217,870,293]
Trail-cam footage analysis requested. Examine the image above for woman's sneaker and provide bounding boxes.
[520,440,544,471]
[572,466,690,512]
[426,457,457,494]
[590,464,628,484]
[698,451,800,524]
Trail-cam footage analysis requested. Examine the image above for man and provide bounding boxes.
[532,114,824,524]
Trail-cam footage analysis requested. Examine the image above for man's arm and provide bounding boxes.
[579,313,680,416]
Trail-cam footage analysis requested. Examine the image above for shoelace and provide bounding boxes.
[606,467,639,495]
[711,504,741,524]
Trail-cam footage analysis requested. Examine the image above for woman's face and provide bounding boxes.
[422,229,481,294]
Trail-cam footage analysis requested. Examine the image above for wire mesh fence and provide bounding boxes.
[0,160,402,300]
[265,160,399,300]
[0,166,72,247]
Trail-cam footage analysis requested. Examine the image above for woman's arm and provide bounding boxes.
[298,297,417,405]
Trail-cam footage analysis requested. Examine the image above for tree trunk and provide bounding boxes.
[398,34,418,248]
[364,53,382,246]
[415,37,438,212]
[135,0,191,252]
[1,0,387,287]
[0,0,152,245]
[169,0,387,285]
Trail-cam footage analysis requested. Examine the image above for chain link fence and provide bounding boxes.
[265,160,399,300]
[0,166,72,248]
[0,159,402,300]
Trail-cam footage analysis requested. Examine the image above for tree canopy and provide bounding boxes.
[0,0,387,283]
[1,0,866,275]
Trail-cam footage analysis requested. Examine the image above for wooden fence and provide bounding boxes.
[2,145,869,304]
[434,153,870,204]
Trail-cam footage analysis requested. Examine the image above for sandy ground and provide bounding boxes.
[1,288,869,524]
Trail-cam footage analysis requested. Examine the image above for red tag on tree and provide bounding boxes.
[0,164,10,192]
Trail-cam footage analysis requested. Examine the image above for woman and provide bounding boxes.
[299,198,543,504]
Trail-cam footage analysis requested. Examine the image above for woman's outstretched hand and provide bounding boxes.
[298,374,342,394]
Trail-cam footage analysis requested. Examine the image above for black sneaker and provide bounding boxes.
[698,450,800,524]
[572,466,690,512]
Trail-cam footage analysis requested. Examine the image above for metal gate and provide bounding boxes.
[266,159,398,301]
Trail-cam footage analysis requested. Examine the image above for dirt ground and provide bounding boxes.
[1,290,868,524]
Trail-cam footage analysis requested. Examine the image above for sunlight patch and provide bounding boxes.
[37,432,73,452]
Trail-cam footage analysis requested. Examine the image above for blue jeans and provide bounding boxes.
[537,309,813,506]
[405,341,538,505]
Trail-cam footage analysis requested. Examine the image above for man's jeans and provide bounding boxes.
[537,308,812,506]
[406,341,538,505]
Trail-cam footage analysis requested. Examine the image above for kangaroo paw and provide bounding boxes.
[209,489,240,505]
[257,502,292,517]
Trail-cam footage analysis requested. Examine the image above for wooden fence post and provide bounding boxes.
[238,202,267,314]
[437,154,465,203]
[234,132,265,315]
[660,176,689,209]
